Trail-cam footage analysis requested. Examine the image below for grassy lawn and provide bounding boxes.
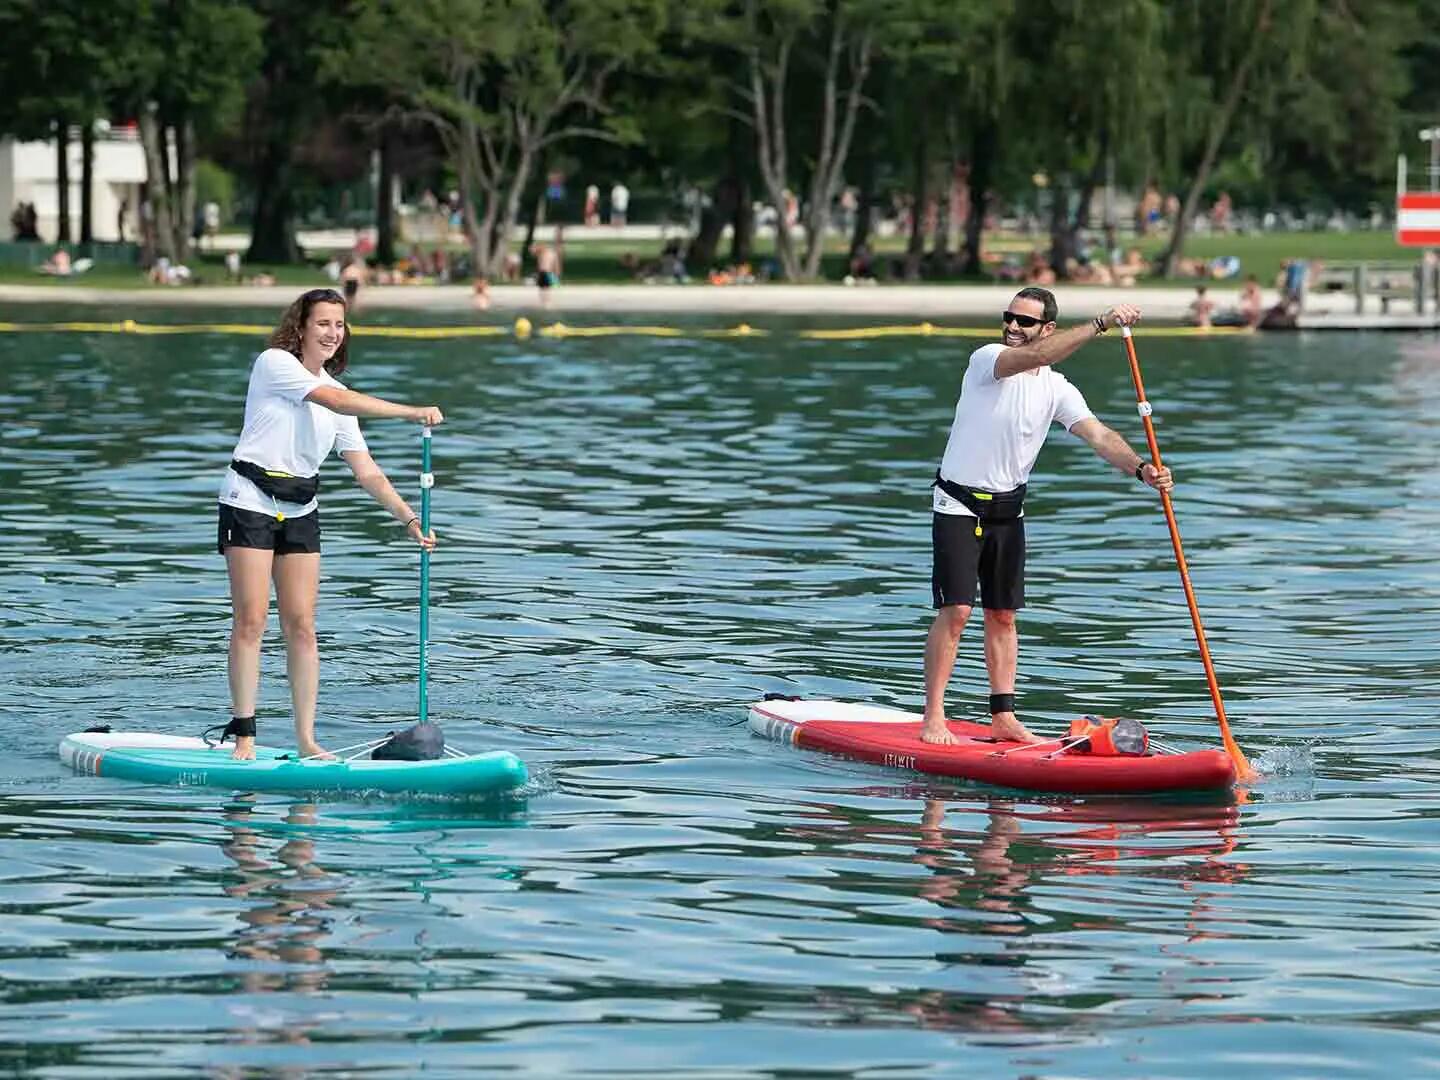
[0,253,330,290]
[0,230,1418,291]
[548,230,1420,288]
[1132,230,1414,287]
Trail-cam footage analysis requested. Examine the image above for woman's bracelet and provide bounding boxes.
[403,515,419,528]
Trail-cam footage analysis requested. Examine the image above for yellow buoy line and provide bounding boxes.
[0,318,1245,341]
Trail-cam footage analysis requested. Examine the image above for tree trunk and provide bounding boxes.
[137,104,175,262]
[487,147,535,279]
[173,117,196,262]
[961,120,996,277]
[931,171,951,263]
[376,122,396,265]
[1160,0,1273,277]
[246,122,302,263]
[80,122,94,244]
[730,172,754,264]
[521,172,544,276]
[904,131,929,280]
[1063,150,1104,271]
[932,121,960,265]
[748,37,801,281]
[1047,179,1071,275]
[455,114,493,276]
[55,117,71,244]
[798,21,872,280]
[847,136,875,264]
[724,113,753,265]
[687,174,732,271]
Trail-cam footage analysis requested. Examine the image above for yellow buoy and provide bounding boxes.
[514,316,532,339]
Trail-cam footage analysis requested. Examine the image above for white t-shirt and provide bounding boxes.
[218,348,368,518]
[933,342,1094,517]
[610,183,630,213]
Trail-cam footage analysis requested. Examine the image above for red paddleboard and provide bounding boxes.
[749,698,1236,795]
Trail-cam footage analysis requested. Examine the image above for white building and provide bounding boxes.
[1,124,148,244]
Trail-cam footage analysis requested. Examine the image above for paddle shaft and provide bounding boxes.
[1119,326,1254,781]
[419,427,433,723]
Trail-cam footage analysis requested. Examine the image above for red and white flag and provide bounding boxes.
[1397,193,1440,246]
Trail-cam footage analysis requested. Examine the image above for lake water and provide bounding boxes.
[2,309,1439,1076]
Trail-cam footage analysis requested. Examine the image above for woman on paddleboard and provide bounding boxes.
[923,287,1173,747]
[217,288,442,761]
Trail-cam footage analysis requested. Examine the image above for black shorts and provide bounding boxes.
[931,512,1025,610]
[218,503,321,556]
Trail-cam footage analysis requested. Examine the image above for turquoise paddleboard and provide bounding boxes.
[59,731,528,796]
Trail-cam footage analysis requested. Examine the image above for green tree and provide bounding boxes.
[0,0,138,244]
[731,0,883,281]
[1006,0,1166,278]
[139,0,262,262]
[867,0,1006,278]
[336,0,665,278]
[240,0,344,264]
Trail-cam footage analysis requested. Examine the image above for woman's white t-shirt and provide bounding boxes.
[933,342,1094,517]
[218,348,368,518]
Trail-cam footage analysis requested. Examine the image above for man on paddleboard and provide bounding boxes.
[922,287,1173,746]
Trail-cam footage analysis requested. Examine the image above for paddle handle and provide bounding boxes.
[1120,326,1255,781]
[419,426,433,724]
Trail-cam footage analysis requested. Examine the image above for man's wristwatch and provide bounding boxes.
[1094,315,1109,334]
[1134,462,1147,482]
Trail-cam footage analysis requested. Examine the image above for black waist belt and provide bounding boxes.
[934,470,1026,521]
[231,459,320,504]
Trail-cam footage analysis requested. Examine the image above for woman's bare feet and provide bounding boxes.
[296,741,336,761]
[230,735,256,762]
[920,716,960,745]
[990,712,1046,745]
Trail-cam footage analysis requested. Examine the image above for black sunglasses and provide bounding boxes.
[1002,310,1046,328]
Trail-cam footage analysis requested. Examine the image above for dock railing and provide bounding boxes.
[1310,259,1439,314]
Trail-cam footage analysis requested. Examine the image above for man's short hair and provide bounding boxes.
[1013,286,1057,324]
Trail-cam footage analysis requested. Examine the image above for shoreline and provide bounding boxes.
[3,281,1425,328]
[0,282,1248,320]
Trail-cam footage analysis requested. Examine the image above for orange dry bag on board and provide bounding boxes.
[1064,716,1150,756]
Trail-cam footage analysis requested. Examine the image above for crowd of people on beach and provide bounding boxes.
[11,174,1379,331]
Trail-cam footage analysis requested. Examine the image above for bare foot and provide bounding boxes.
[920,716,960,745]
[990,713,1046,745]
[230,736,256,762]
[297,742,336,761]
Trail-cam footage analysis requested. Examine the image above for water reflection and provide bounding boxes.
[222,800,337,992]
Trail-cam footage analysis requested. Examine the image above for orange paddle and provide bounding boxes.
[1119,325,1256,782]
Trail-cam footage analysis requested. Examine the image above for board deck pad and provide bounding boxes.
[749,699,1235,795]
[60,731,528,797]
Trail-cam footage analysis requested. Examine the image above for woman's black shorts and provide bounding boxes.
[218,504,321,556]
[931,512,1025,610]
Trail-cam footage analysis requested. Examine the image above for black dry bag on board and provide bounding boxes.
[371,722,446,761]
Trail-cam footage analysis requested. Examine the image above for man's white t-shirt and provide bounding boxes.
[218,348,368,519]
[933,342,1094,517]
[610,183,630,213]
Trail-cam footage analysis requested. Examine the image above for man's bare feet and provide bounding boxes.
[230,735,256,762]
[297,742,336,761]
[920,716,960,745]
[990,712,1046,745]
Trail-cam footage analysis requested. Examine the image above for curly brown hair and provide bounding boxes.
[268,288,351,375]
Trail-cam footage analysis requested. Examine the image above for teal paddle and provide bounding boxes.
[418,425,433,723]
